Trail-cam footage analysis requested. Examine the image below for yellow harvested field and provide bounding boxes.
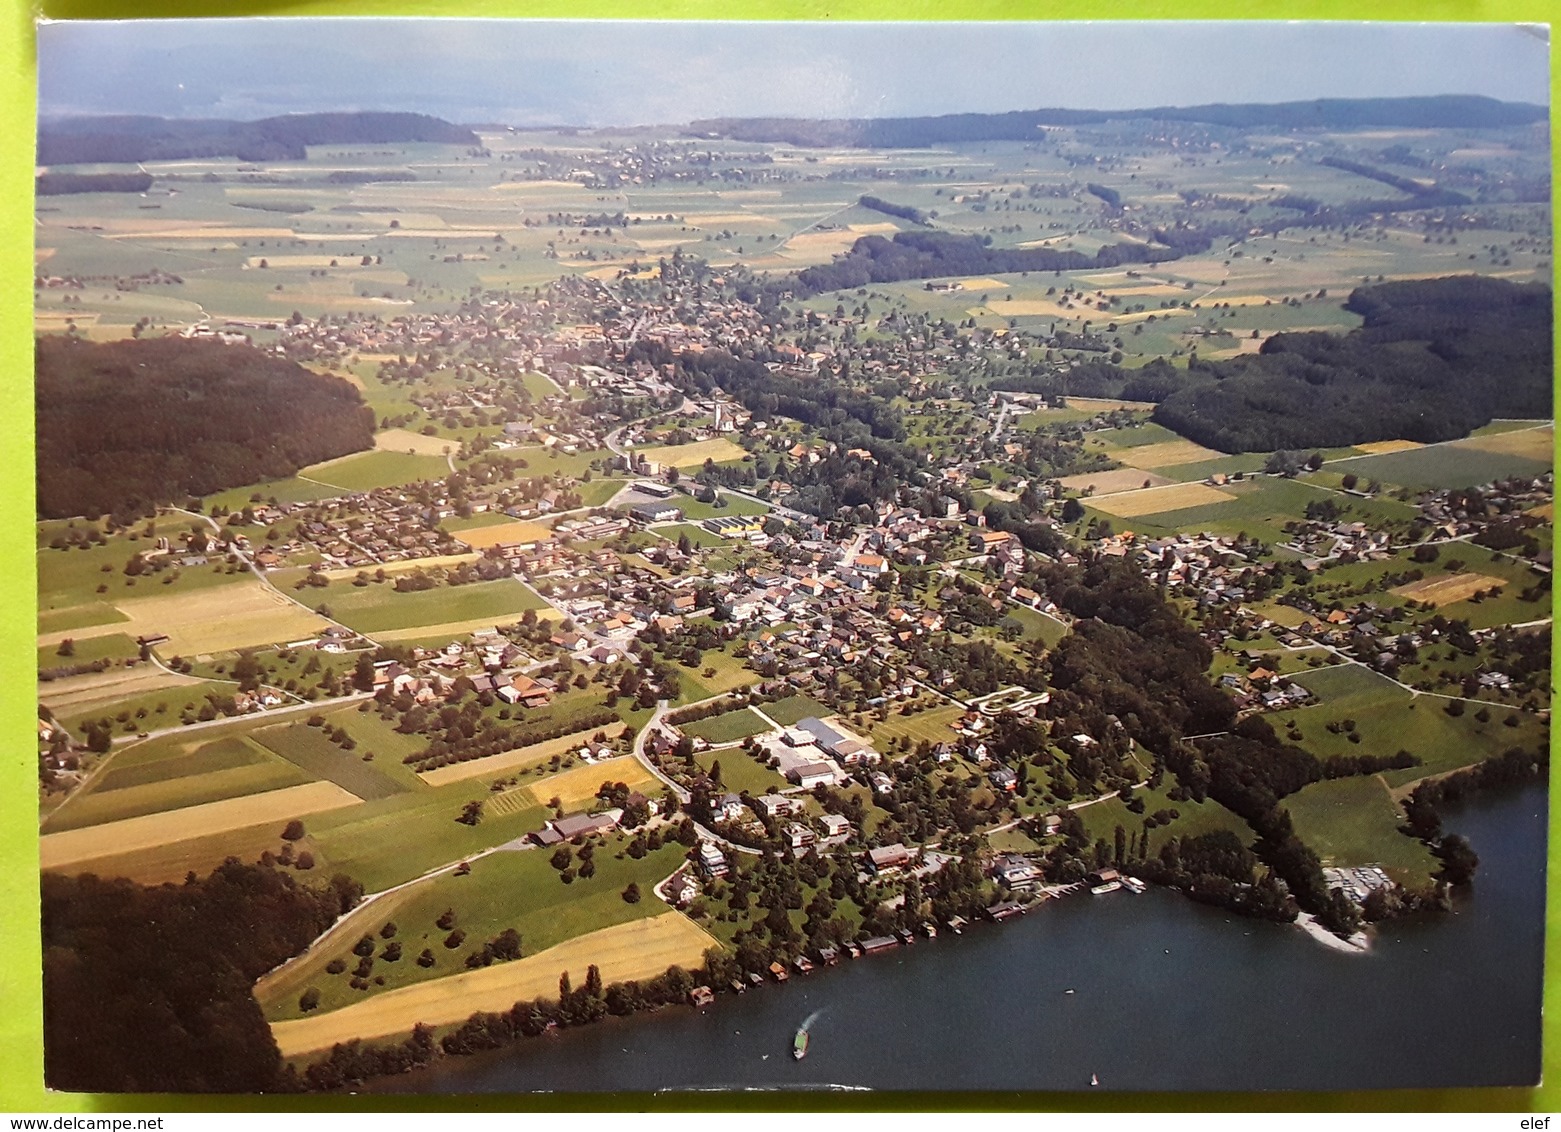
[320,552,479,581]
[104,226,297,240]
[244,255,373,268]
[271,913,720,1057]
[417,728,611,787]
[374,428,456,456]
[970,299,1074,318]
[37,619,127,650]
[682,212,778,225]
[1117,439,1224,468]
[1092,482,1237,518]
[955,277,1009,291]
[637,437,748,470]
[455,520,556,549]
[491,179,593,192]
[40,667,205,713]
[1526,502,1553,521]
[1057,468,1173,495]
[526,755,657,809]
[114,581,331,654]
[1457,426,1554,461]
[51,821,307,886]
[1392,572,1509,607]
[1354,440,1424,456]
[40,781,361,872]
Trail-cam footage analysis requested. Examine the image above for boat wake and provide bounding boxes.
[799,1009,823,1033]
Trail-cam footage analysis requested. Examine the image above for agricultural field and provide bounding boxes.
[1325,434,1553,491]
[297,449,450,492]
[268,913,718,1057]
[1283,776,1440,882]
[694,747,788,796]
[679,707,772,744]
[1090,481,1237,519]
[674,647,760,702]
[42,733,316,833]
[761,695,834,727]
[1075,781,1251,849]
[523,755,657,810]
[40,780,362,873]
[869,702,967,751]
[251,722,415,800]
[258,834,692,1022]
[635,437,748,470]
[1280,665,1550,785]
[320,577,547,636]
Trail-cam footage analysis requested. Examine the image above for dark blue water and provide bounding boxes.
[376,783,1547,1094]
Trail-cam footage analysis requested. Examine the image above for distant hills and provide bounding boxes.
[37,111,479,165]
[689,95,1548,147]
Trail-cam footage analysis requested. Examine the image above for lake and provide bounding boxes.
[374,782,1547,1094]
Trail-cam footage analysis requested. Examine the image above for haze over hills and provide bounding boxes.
[36,111,480,165]
[689,95,1550,148]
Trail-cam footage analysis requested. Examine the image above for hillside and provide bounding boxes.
[690,95,1548,148]
[37,111,479,165]
[36,336,376,519]
[1150,276,1554,452]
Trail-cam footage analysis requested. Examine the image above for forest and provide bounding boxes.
[1151,276,1553,452]
[36,335,375,519]
[689,95,1546,148]
[35,171,153,195]
[42,861,362,1092]
[786,230,1180,296]
[36,111,478,165]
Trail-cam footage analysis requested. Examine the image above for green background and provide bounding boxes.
[0,1,1555,1113]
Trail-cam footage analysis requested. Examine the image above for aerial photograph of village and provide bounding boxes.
[30,19,1553,1097]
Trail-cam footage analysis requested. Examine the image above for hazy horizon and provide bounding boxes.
[38,20,1551,129]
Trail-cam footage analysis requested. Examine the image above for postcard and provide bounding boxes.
[31,18,1552,1095]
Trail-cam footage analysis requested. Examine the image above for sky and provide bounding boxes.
[37,20,1551,127]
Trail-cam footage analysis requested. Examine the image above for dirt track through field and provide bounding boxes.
[269,913,719,1056]
[40,781,361,871]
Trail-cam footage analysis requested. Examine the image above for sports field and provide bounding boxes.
[40,780,362,872]
[269,913,719,1056]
